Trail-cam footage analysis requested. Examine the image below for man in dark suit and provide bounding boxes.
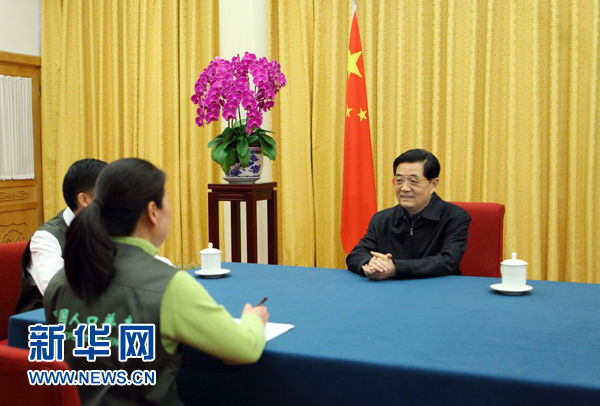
[346,149,471,280]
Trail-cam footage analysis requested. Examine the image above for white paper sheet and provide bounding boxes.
[234,318,294,341]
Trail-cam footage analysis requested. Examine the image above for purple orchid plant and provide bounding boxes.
[191,52,286,172]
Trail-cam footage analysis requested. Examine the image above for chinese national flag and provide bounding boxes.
[341,9,376,254]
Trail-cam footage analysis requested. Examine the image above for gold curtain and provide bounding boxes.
[41,0,220,265]
[42,1,600,282]
[268,1,316,266]
[269,0,600,283]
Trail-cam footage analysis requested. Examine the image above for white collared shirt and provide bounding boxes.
[28,207,75,294]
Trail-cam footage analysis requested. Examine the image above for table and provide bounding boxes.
[208,182,277,264]
[7,307,44,348]
[9,264,600,405]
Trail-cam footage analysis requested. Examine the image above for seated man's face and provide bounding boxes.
[394,161,438,215]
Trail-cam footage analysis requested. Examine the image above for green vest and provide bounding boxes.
[15,210,67,313]
[44,242,183,406]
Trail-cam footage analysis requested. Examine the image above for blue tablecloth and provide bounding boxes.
[178,263,600,405]
[7,307,44,348]
[9,263,600,405]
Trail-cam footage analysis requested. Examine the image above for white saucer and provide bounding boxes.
[490,283,533,295]
[194,268,230,278]
[222,176,259,184]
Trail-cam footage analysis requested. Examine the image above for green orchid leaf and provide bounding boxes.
[231,126,244,138]
[247,135,259,145]
[222,127,234,140]
[219,160,230,173]
[213,141,229,163]
[236,137,249,158]
[239,150,251,167]
[259,138,276,160]
[210,143,222,162]
[253,128,273,136]
[207,136,223,149]
[215,138,239,163]
[223,148,237,171]
[265,144,276,160]
[259,133,276,148]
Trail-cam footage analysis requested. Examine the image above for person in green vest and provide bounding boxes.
[44,158,268,406]
[15,158,107,313]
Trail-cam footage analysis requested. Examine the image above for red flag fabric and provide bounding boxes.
[341,10,376,254]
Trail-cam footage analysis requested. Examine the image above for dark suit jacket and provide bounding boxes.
[346,193,471,278]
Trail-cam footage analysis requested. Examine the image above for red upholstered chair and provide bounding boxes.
[0,344,81,405]
[451,202,505,277]
[0,241,28,343]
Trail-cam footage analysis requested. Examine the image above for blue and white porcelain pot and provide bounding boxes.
[223,146,263,184]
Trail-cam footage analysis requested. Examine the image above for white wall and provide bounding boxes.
[0,0,41,56]
[219,0,272,264]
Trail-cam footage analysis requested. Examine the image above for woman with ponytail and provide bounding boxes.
[44,158,268,406]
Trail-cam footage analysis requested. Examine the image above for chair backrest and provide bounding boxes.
[0,344,81,405]
[451,202,505,277]
[0,241,27,340]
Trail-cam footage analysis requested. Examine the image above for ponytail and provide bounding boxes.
[64,200,116,302]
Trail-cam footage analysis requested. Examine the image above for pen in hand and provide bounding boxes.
[255,297,268,307]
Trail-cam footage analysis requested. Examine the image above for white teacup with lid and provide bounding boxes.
[501,252,527,288]
[200,242,221,272]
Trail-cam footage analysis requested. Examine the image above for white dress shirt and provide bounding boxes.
[28,207,75,295]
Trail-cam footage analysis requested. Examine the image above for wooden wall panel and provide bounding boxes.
[0,51,42,243]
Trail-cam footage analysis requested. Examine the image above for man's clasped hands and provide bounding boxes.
[361,251,397,280]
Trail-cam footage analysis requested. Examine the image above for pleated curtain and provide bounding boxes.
[42,0,220,265]
[43,0,599,282]
[268,0,600,282]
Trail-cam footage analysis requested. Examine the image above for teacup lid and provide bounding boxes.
[501,252,528,266]
[200,242,221,255]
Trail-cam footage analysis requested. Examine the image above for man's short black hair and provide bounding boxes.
[393,149,440,179]
[62,158,107,211]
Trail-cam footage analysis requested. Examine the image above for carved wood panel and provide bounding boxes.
[0,206,36,243]
[0,51,42,244]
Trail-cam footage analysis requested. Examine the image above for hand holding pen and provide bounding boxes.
[242,297,269,325]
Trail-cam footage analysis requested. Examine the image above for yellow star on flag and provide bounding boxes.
[358,108,368,121]
[346,105,352,117]
[347,49,362,78]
